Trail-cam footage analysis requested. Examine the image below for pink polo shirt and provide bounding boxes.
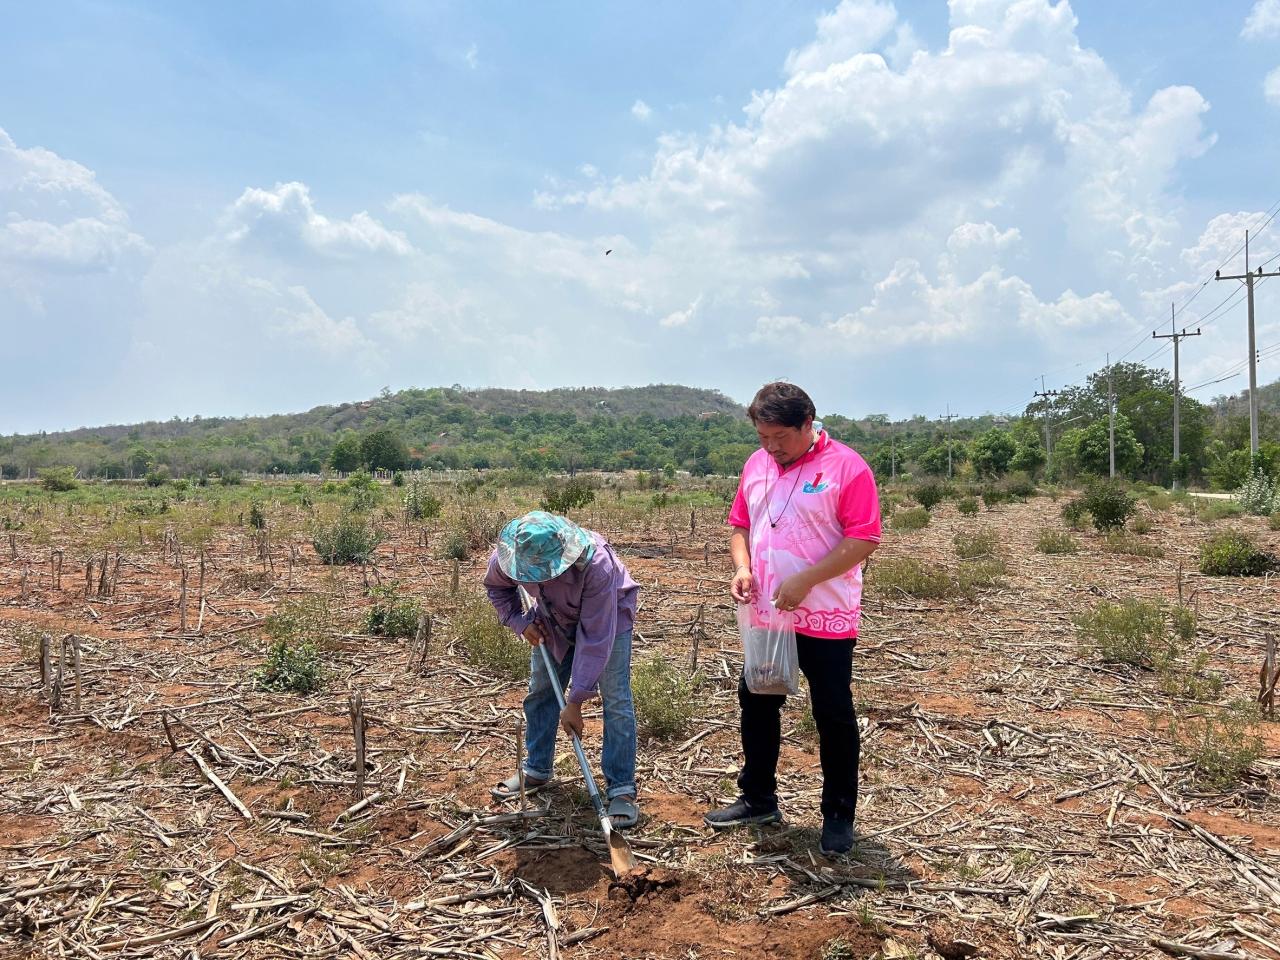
[728,429,881,639]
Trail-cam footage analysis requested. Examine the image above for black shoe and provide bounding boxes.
[704,797,782,830]
[820,816,854,856]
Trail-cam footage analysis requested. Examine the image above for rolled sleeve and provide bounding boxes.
[565,561,618,705]
[838,465,882,543]
[483,551,536,635]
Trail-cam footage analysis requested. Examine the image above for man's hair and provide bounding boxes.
[747,382,816,429]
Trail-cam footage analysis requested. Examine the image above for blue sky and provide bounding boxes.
[4,0,1280,433]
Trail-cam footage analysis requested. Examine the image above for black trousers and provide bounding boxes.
[737,633,859,821]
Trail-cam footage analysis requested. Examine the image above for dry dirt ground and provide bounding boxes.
[1,489,1279,959]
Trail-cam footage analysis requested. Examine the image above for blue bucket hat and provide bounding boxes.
[497,511,595,583]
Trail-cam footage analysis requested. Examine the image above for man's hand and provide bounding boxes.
[772,572,814,612]
[521,620,548,647]
[730,566,756,603]
[560,701,584,739]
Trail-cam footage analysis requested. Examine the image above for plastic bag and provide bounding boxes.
[736,601,799,695]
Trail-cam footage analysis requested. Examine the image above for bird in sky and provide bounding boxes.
[604,249,612,256]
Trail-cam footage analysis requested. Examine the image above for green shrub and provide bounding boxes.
[170,478,192,492]
[364,587,422,638]
[219,470,242,486]
[124,497,169,517]
[632,655,699,740]
[403,474,442,521]
[1238,470,1279,516]
[891,507,930,531]
[391,471,406,487]
[39,467,78,492]
[453,593,529,681]
[1035,528,1078,554]
[256,639,323,693]
[953,527,999,559]
[1061,498,1089,531]
[1169,701,1264,788]
[1003,472,1036,501]
[1082,481,1135,531]
[541,477,597,514]
[1199,528,1279,576]
[1103,531,1165,559]
[312,514,383,564]
[247,502,267,530]
[441,532,470,561]
[869,558,954,599]
[455,500,506,551]
[1197,498,1243,522]
[348,485,380,512]
[1075,599,1180,669]
[955,557,1007,595]
[1129,514,1152,535]
[981,486,1008,511]
[956,496,979,516]
[145,467,170,488]
[913,481,948,511]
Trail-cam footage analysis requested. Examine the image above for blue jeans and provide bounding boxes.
[522,631,636,800]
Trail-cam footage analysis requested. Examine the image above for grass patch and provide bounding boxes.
[953,527,999,559]
[1197,499,1244,522]
[453,592,530,681]
[1076,599,1181,670]
[1169,701,1264,789]
[312,513,382,564]
[632,655,699,740]
[256,639,323,693]
[1145,491,1174,512]
[954,557,1007,594]
[890,507,930,531]
[869,557,953,599]
[1035,528,1078,554]
[1103,530,1165,559]
[1199,528,1279,576]
[364,586,422,639]
[956,496,979,516]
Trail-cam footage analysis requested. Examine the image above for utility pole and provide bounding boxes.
[1034,376,1060,476]
[1215,229,1280,457]
[1152,304,1200,491]
[890,421,897,481]
[938,403,958,479]
[1106,353,1115,479]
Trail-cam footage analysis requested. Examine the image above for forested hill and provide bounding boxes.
[1,385,754,478]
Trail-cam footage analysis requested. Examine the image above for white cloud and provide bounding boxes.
[0,127,149,273]
[225,181,412,259]
[631,99,653,121]
[1266,66,1280,106]
[660,296,701,328]
[783,0,898,76]
[464,43,479,70]
[1243,0,1280,38]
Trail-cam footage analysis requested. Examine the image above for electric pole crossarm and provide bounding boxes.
[1213,229,1279,457]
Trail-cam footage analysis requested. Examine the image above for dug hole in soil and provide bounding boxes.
[501,849,883,958]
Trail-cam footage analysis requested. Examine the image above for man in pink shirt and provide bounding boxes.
[705,382,881,856]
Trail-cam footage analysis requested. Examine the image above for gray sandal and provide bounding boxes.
[607,795,639,829]
[490,773,549,801]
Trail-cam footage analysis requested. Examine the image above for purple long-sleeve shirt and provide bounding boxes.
[484,532,639,705]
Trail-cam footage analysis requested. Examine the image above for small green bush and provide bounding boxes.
[1035,528,1078,554]
[1076,599,1179,669]
[440,532,470,561]
[1169,701,1264,788]
[364,587,422,639]
[247,502,267,530]
[913,481,948,511]
[1082,481,1135,531]
[453,593,529,681]
[956,496,979,516]
[1103,531,1165,559]
[1061,498,1089,531]
[953,527,999,559]
[541,477,597,514]
[1238,470,1279,516]
[955,557,1007,595]
[1197,498,1243,522]
[391,471,405,487]
[145,467,170,488]
[256,639,323,693]
[891,507,930,531]
[981,486,1008,511]
[403,474,442,521]
[632,655,699,740]
[1129,514,1153,535]
[1145,490,1174,512]
[219,470,243,486]
[869,558,954,599]
[39,467,78,492]
[312,514,383,565]
[1003,472,1036,501]
[1199,528,1279,576]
